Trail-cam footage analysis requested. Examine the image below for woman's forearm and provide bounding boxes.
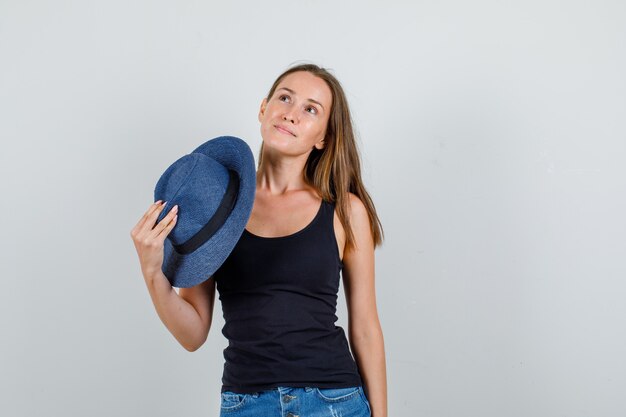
[350,323,388,417]
[143,270,207,351]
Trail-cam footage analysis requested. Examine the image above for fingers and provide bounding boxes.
[146,200,163,217]
[131,200,163,237]
[151,204,179,240]
[156,210,178,240]
[143,200,165,227]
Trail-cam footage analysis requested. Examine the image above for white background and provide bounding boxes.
[1,1,625,416]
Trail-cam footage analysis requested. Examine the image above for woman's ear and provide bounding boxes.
[258,98,268,122]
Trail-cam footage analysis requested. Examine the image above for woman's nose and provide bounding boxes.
[282,108,296,123]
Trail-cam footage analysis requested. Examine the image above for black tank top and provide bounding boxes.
[213,199,364,394]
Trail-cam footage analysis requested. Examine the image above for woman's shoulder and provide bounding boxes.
[328,192,367,220]
[343,193,372,240]
[344,192,367,216]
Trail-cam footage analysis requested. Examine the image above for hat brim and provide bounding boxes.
[160,136,256,288]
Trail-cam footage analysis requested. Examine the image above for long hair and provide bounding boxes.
[258,63,384,252]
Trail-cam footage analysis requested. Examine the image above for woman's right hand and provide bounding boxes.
[130,200,179,278]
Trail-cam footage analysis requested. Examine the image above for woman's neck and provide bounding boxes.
[256,151,309,196]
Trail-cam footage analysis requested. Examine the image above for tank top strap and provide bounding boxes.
[319,199,343,268]
[318,199,335,228]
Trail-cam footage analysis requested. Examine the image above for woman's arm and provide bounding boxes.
[342,193,388,417]
[132,201,216,352]
[143,271,216,352]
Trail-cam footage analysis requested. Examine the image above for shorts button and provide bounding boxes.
[283,394,296,402]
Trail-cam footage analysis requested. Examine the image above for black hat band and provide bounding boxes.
[173,170,240,255]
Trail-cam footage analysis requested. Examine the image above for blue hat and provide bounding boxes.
[154,136,256,288]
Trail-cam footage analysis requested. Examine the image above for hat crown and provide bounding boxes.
[154,153,232,246]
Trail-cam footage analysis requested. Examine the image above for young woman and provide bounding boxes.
[132,63,387,417]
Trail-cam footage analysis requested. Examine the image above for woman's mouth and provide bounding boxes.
[275,125,295,136]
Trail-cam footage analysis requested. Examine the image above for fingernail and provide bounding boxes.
[155,200,162,205]
[173,205,178,212]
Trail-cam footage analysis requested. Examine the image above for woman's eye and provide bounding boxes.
[278,94,316,114]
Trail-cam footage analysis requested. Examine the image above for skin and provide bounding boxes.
[131,70,387,417]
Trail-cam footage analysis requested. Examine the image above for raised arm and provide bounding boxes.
[131,200,216,351]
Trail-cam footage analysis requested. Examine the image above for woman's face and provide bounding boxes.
[258,71,332,157]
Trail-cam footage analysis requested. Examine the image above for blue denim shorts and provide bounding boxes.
[219,386,371,417]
